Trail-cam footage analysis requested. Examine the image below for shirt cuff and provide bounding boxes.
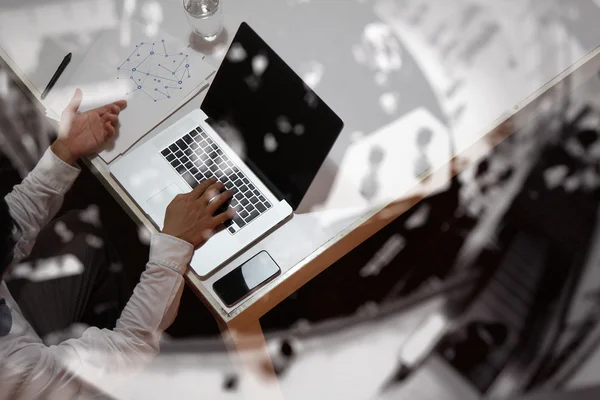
[149,233,194,274]
[33,148,81,194]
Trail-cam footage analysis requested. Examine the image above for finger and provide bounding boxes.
[191,177,217,198]
[206,189,234,214]
[212,207,236,226]
[63,88,83,116]
[94,103,121,116]
[104,121,116,140]
[113,99,128,111]
[104,113,119,127]
[199,229,215,243]
[200,182,225,204]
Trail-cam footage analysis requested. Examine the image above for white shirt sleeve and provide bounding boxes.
[0,148,196,399]
[25,234,193,399]
[5,148,80,263]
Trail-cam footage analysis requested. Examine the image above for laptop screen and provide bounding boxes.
[201,22,344,210]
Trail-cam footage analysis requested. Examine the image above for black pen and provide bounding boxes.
[41,53,72,100]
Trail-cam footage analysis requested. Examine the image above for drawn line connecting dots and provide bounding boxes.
[116,39,192,102]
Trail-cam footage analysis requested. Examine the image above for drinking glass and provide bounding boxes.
[183,0,224,40]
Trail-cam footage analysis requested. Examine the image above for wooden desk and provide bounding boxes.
[1,0,598,397]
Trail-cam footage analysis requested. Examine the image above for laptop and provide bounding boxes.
[111,22,344,277]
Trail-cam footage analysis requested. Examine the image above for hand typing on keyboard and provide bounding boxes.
[162,178,235,247]
[161,128,273,235]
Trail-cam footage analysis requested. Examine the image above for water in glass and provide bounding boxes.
[183,0,223,40]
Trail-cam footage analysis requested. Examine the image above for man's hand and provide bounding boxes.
[51,89,127,165]
[163,178,236,247]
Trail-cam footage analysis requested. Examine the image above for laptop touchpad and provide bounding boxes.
[147,183,185,223]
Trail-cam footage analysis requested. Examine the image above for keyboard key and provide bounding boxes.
[233,167,240,174]
[176,139,186,149]
[206,159,214,166]
[216,148,223,155]
[249,196,259,204]
[199,130,208,139]
[224,219,233,227]
[234,192,244,201]
[240,197,249,206]
[233,214,246,228]
[189,167,199,175]
[194,173,204,181]
[185,161,194,170]
[166,153,175,162]
[234,204,245,214]
[225,182,234,190]
[247,210,259,222]
[233,179,243,187]
[205,171,214,179]
[186,174,199,189]
[209,151,218,159]
[184,148,194,156]
[258,195,266,202]
[240,209,249,219]
[248,183,255,190]
[224,168,233,176]
[200,140,209,148]
[176,165,187,174]
[256,203,266,213]
[191,129,200,137]
[228,227,236,234]
[231,198,238,206]
[180,156,189,165]
[171,160,181,168]
[265,201,271,208]
[188,153,199,162]
[215,170,224,179]
[199,164,208,174]
[253,190,261,197]
[184,135,193,144]
[191,142,199,150]
[214,196,231,216]
[175,150,184,158]
[209,164,219,172]
[239,185,248,193]
[214,156,223,164]
[169,144,178,152]
[161,148,170,157]
[242,178,249,184]
[199,152,209,162]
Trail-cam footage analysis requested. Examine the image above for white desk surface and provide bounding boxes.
[0,0,596,321]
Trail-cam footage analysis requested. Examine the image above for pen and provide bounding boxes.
[41,53,72,100]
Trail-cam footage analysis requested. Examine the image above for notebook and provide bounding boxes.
[44,22,215,163]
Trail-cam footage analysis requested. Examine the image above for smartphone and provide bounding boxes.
[213,251,281,307]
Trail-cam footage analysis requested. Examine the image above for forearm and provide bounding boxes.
[5,147,80,262]
[43,234,193,395]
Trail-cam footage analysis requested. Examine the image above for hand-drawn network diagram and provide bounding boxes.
[116,40,192,102]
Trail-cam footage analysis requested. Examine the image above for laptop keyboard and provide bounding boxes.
[160,127,272,235]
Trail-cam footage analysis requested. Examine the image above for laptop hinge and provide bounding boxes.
[205,117,286,202]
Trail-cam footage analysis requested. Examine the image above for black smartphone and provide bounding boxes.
[213,251,281,307]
